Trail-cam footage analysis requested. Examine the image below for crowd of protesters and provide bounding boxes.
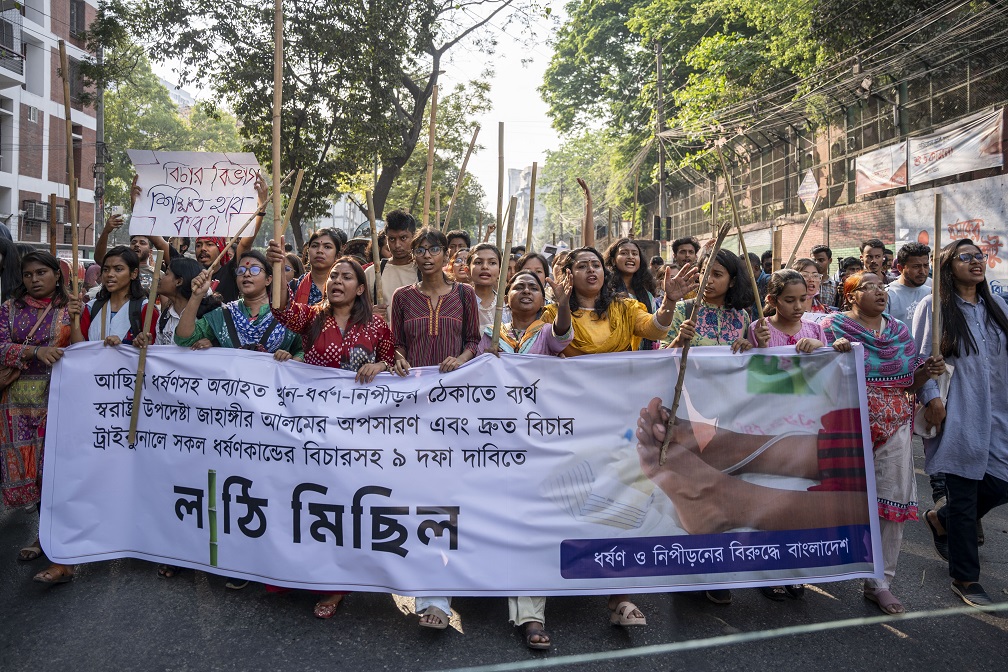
[2,180,1004,650]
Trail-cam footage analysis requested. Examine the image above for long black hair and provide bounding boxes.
[563,247,618,318]
[0,237,22,303]
[937,238,1008,357]
[13,251,69,307]
[168,256,222,317]
[698,248,754,311]
[304,256,374,351]
[603,238,656,311]
[95,246,145,301]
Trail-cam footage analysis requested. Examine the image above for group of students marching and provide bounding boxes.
[1,177,1005,650]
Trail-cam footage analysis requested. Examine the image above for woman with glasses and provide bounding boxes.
[289,229,342,306]
[791,258,830,314]
[446,247,471,284]
[821,271,944,614]
[175,250,302,359]
[913,240,1008,608]
[388,227,479,630]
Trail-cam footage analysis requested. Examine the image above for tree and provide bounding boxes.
[131,0,537,249]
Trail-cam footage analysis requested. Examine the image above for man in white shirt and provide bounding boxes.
[369,210,418,319]
[886,242,932,325]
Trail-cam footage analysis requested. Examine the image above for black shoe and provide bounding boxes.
[706,589,732,605]
[952,582,994,607]
[924,509,949,561]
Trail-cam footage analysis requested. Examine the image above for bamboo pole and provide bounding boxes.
[784,196,823,268]
[632,170,639,235]
[367,190,383,308]
[270,0,285,308]
[58,41,79,322]
[443,125,479,233]
[659,220,733,465]
[127,249,164,446]
[714,146,763,320]
[208,469,218,566]
[525,162,538,251]
[496,122,504,249]
[48,194,57,256]
[422,84,438,228]
[206,170,296,275]
[931,193,942,357]
[490,196,518,353]
[435,191,441,230]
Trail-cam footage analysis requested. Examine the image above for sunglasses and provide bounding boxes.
[235,265,266,277]
[956,252,987,263]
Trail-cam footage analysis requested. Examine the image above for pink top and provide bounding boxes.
[749,318,827,347]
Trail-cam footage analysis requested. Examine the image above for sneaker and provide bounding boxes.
[924,509,949,561]
[951,582,994,607]
[705,589,732,605]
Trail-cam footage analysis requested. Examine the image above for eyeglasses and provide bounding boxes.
[956,252,987,263]
[855,283,885,293]
[800,272,824,281]
[235,266,266,277]
[414,246,443,257]
[452,258,467,265]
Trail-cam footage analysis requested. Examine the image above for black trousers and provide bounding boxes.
[937,472,1008,583]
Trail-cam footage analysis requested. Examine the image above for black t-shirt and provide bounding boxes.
[212,258,240,303]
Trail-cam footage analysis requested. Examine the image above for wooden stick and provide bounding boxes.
[931,193,942,357]
[422,84,438,228]
[443,125,479,233]
[435,191,441,230]
[48,193,57,256]
[578,178,594,248]
[714,146,763,320]
[208,469,218,566]
[491,196,518,353]
[206,170,295,275]
[127,249,163,446]
[58,41,80,324]
[496,122,504,249]
[525,162,538,251]
[367,190,383,308]
[632,170,639,235]
[270,0,285,308]
[785,196,823,268]
[659,220,733,465]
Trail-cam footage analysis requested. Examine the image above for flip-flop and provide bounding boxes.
[609,601,647,626]
[864,588,905,615]
[313,596,344,619]
[523,623,552,651]
[418,606,450,630]
[33,565,74,585]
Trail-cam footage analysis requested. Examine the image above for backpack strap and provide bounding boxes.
[128,298,144,341]
[221,306,242,348]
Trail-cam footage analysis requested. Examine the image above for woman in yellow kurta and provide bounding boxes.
[540,246,699,627]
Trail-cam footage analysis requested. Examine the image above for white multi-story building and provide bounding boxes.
[0,0,99,255]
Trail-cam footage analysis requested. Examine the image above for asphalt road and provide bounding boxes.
[2,438,1005,672]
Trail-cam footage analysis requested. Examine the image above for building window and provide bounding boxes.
[70,0,86,39]
[27,106,38,123]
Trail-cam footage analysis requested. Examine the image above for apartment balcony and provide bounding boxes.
[0,5,24,87]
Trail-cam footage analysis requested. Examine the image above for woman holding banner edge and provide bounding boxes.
[1,252,72,583]
[267,237,399,618]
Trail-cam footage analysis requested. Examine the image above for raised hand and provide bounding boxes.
[190,270,212,300]
[130,175,142,211]
[266,237,286,266]
[663,264,700,305]
[545,270,572,307]
[255,172,269,208]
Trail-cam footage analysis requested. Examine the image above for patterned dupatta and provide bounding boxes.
[226,301,287,353]
[822,312,923,385]
[488,319,547,354]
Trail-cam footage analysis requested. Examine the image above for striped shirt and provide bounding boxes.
[391,283,480,368]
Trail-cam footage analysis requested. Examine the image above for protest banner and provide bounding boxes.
[855,142,908,197]
[127,150,263,239]
[41,344,880,595]
[907,107,1004,185]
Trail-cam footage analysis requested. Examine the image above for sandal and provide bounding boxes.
[418,606,450,630]
[760,586,787,601]
[784,584,806,599]
[313,594,345,619]
[523,622,552,651]
[157,564,182,578]
[924,509,949,561]
[33,564,74,585]
[609,600,647,626]
[864,588,905,615]
[18,541,42,562]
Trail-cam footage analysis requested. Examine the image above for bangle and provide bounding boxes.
[33,346,39,360]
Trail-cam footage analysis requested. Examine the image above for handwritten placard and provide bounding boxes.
[127,150,262,238]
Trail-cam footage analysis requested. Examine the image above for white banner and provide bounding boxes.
[895,173,1008,294]
[856,142,908,197]
[127,150,262,239]
[41,344,880,595]
[908,108,1004,185]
